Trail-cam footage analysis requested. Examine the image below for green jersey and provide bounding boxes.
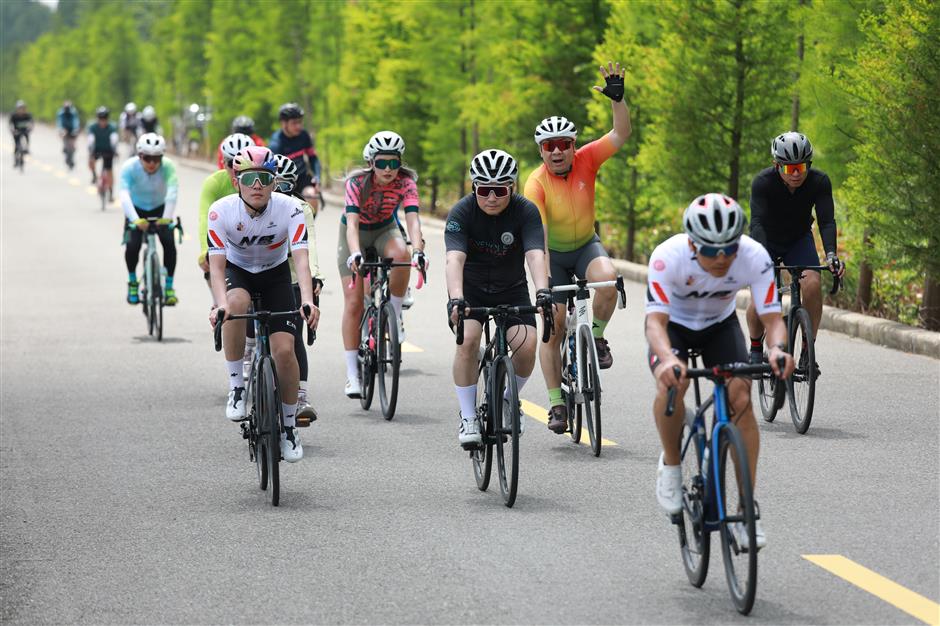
[199,169,237,256]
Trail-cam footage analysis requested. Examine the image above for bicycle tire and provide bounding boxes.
[561,333,581,443]
[359,309,376,410]
[678,409,710,588]
[717,423,758,615]
[151,252,163,341]
[378,302,401,420]
[756,355,781,422]
[259,357,281,506]
[472,361,492,491]
[787,307,816,434]
[144,257,154,336]
[495,356,520,507]
[578,325,602,456]
[249,369,267,491]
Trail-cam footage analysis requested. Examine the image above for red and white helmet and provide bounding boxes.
[683,193,746,247]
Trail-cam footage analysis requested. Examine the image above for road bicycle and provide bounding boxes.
[667,352,783,614]
[13,133,27,172]
[95,161,113,211]
[62,132,76,169]
[214,302,313,507]
[757,263,840,433]
[455,304,552,508]
[354,248,426,420]
[129,217,182,341]
[552,276,626,456]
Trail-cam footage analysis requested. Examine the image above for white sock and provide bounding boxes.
[455,384,477,420]
[226,360,243,389]
[298,380,308,403]
[282,402,296,429]
[510,375,529,396]
[390,295,404,321]
[244,337,256,359]
[345,350,359,380]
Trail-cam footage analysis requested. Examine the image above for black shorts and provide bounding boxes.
[647,313,748,374]
[93,151,115,170]
[225,261,298,335]
[764,232,820,271]
[549,235,609,303]
[460,281,535,328]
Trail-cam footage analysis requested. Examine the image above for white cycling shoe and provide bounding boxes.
[345,377,362,399]
[226,387,247,421]
[280,428,303,463]
[458,415,482,447]
[656,452,683,514]
[502,398,525,436]
[402,287,414,310]
[731,519,766,552]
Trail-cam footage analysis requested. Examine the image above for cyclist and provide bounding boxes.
[747,132,846,369]
[9,100,33,157]
[275,154,325,425]
[523,61,632,434]
[119,133,179,306]
[216,115,265,170]
[340,131,425,398]
[445,149,551,447]
[207,146,319,463]
[87,106,118,195]
[645,193,794,550]
[268,103,321,208]
[55,100,81,163]
[140,106,161,135]
[119,102,140,144]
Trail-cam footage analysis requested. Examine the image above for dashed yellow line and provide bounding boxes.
[68,177,81,186]
[520,398,618,446]
[804,555,940,625]
[401,341,424,353]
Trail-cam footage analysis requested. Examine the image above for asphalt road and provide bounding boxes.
[2,122,938,625]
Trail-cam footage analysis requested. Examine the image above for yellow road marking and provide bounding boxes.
[53,170,66,178]
[401,341,424,353]
[804,555,940,625]
[520,398,618,446]
[68,177,80,186]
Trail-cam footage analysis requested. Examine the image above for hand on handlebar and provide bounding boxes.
[825,252,846,279]
[447,297,466,326]
[133,218,150,232]
[657,357,685,388]
[768,346,795,379]
[210,306,228,328]
[300,301,320,329]
[412,249,427,272]
[346,252,362,274]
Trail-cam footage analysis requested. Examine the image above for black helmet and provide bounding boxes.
[232,115,255,134]
[278,102,304,121]
[96,106,110,118]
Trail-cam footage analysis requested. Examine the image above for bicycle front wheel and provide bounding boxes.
[756,354,782,422]
[561,335,580,443]
[377,302,401,420]
[472,362,492,491]
[151,253,163,341]
[787,307,816,434]
[578,325,602,456]
[717,423,758,615]
[494,356,520,507]
[678,411,710,587]
[358,309,376,410]
[258,357,282,507]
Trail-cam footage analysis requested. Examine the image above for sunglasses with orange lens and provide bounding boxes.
[780,162,808,175]
[540,138,574,153]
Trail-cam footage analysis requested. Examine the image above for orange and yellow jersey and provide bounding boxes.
[523,134,618,252]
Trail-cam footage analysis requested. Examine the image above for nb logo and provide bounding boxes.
[677,289,733,300]
[239,234,277,246]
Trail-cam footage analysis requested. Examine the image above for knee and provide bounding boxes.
[272,340,295,365]
[803,272,821,292]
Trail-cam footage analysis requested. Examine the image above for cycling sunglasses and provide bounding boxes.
[696,242,739,258]
[475,185,511,198]
[275,180,294,193]
[237,171,276,187]
[779,162,809,175]
[374,158,401,170]
[140,155,162,164]
[540,138,574,153]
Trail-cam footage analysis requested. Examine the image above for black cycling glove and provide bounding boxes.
[600,73,625,102]
[535,288,554,312]
[447,297,465,320]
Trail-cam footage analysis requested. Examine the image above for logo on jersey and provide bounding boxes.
[267,221,277,229]
[653,259,666,272]
[208,211,218,221]
[676,289,734,300]
[236,222,245,232]
[446,220,461,233]
[291,207,302,218]
[578,180,586,191]
[686,276,695,286]
[238,234,278,247]
[500,232,515,246]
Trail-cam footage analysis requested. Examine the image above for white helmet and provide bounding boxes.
[771,131,813,164]
[469,149,518,185]
[220,133,254,161]
[274,154,299,185]
[365,130,405,160]
[125,102,137,114]
[136,133,166,156]
[362,142,371,163]
[683,193,746,247]
[142,105,156,121]
[534,116,577,145]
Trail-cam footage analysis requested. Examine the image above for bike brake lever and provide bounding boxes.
[665,365,682,416]
[213,310,224,352]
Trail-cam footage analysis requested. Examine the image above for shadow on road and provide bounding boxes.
[131,335,193,344]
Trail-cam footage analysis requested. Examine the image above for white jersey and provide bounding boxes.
[645,234,780,330]
[206,192,308,273]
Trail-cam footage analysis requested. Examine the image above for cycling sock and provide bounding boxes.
[345,350,359,380]
[750,336,763,351]
[591,318,609,339]
[244,337,256,358]
[298,380,308,403]
[282,403,297,429]
[548,387,563,407]
[508,375,529,397]
[128,272,137,283]
[165,275,174,288]
[390,295,404,321]
[455,384,477,420]
[226,360,242,389]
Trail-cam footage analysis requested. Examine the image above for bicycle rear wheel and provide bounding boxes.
[717,423,758,615]
[495,356,520,507]
[561,335,580,443]
[678,410,710,587]
[358,309,376,410]
[258,357,281,506]
[787,307,816,434]
[756,354,783,422]
[579,325,602,456]
[472,362,492,491]
[378,302,401,420]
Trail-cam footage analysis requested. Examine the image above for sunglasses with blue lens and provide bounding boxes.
[696,242,740,258]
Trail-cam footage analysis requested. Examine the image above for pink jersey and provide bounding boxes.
[344,171,419,229]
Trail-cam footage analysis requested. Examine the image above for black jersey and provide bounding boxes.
[444,193,545,294]
[749,166,837,255]
[9,112,32,133]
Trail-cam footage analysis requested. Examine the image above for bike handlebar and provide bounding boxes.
[664,356,787,416]
[550,275,627,309]
[129,216,185,244]
[213,304,315,352]
[776,263,842,296]
[455,304,552,346]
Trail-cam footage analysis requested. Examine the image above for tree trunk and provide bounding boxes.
[856,228,873,310]
[790,0,805,131]
[728,0,746,200]
[922,273,940,331]
[626,166,637,262]
[430,177,439,216]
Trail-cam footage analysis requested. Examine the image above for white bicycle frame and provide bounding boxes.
[551,277,627,402]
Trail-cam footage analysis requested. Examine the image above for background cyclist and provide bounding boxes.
[9,100,33,157]
[55,100,81,163]
[87,106,118,195]
[269,103,320,209]
[216,115,265,170]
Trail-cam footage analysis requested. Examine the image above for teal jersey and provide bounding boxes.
[87,122,117,153]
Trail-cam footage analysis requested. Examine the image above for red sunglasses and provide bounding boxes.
[475,185,511,198]
[540,138,574,153]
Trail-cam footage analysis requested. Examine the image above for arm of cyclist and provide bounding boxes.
[813,174,844,277]
[119,162,142,224]
[749,175,770,249]
[343,177,365,273]
[592,61,632,149]
[110,128,119,152]
[445,250,467,325]
[207,253,229,325]
[300,201,324,291]
[287,206,318,329]
[645,313,684,388]
[522,176,552,271]
[759,313,793,378]
[160,159,179,220]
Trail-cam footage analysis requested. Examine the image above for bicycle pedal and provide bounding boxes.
[669,513,681,525]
